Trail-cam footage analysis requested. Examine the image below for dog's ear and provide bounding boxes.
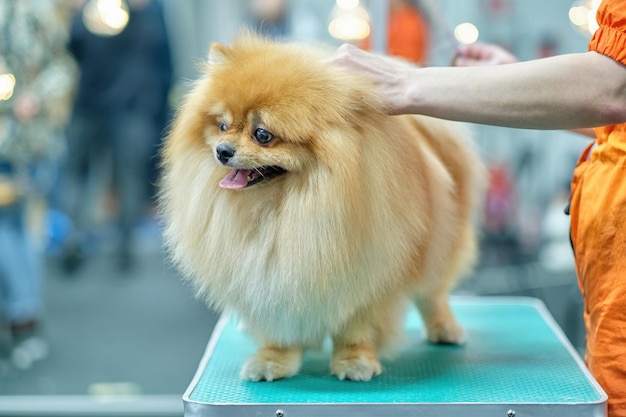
[207,43,231,66]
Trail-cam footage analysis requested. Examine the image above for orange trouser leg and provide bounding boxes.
[570,148,626,417]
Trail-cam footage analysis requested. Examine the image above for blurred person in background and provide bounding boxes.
[248,0,289,40]
[248,0,321,42]
[361,0,430,65]
[0,0,76,369]
[61,0,173,273]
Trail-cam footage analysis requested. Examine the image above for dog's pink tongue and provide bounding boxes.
[219,169,251,189]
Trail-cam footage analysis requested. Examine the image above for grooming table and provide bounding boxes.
[183,297,607,417]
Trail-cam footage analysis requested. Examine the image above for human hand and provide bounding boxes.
[325,43,419,114]
[454,43,518,67]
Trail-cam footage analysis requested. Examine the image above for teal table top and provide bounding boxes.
[184,297,606,417]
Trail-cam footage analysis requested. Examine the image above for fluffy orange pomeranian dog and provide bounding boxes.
[159,34,485,382]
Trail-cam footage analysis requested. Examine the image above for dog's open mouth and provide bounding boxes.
[219,166,287,189]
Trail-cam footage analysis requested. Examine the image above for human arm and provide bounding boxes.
[453,42,599,138]
[569,128,597,138]
[327,43,626,130]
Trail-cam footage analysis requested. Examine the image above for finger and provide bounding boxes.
[454,56,483,67]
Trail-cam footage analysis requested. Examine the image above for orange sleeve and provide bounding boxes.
[588,0,626,65]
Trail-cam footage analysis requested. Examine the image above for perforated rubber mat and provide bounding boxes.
[184,297,607,417]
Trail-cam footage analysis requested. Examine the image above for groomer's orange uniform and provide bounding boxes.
[362,3,429,64]
[386,4,429,64]
[569,1,626,415]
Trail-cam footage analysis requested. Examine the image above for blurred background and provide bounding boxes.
[0,0,600,415]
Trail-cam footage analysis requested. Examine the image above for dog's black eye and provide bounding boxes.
[253,128,274,145]
[219,122,228,132]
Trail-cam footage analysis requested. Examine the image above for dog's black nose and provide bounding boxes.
[216,143,236,164]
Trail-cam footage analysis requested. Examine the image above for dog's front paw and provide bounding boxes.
[240,347,302,382]
[332,352,382,381]
[240,356,292,382]
[332,356,382,381]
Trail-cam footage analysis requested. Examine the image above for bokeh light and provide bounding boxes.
[82,0,130,36]
[336,0,360,10]
[569,0,600,35]
[0,73,16,101]
[454,22,479,45]
[328,4,370,41]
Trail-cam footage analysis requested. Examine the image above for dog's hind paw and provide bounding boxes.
[427,320,466,345]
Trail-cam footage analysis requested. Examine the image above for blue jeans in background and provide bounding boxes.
[0,191,43,325]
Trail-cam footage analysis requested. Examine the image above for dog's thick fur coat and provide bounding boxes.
[159,35,485,381]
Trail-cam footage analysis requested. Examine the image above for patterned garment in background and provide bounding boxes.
[0,0,76,167]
